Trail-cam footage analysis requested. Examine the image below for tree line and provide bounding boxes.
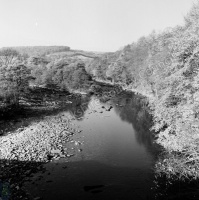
[0,48,92,109]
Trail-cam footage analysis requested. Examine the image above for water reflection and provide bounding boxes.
[108,92,157,155]
[67,95,91,119]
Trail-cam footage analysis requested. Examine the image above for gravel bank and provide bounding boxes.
[0,113,77,162]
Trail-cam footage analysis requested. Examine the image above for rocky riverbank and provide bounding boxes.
[0,112,82,199]
[0,114,79,162]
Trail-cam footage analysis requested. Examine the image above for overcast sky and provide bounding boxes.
[0,0,196,52]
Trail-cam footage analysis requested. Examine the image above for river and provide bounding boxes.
[23,91,162,200]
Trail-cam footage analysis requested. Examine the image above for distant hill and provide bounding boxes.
[1,46,108,60]
[47,50,105,59]
[1,46,71,56]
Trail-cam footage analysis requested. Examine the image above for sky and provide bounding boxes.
[0,0,197,52]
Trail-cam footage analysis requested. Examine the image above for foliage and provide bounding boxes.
[0,49,30,106]
[29,54,92,91]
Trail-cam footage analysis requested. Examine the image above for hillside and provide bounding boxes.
[1,46,71,56]
[87,2,199,180]
[1,46,106,59]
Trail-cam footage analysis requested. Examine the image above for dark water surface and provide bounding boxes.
[25,92,161,200]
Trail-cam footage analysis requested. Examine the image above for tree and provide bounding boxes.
[0,48,20,67]
[0,49,30,106]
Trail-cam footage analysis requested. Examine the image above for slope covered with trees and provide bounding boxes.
[87,2,199,179]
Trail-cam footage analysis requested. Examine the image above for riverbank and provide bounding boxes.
[0,114,78,162]
[0,112,83,199]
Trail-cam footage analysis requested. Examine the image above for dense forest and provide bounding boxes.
[1,2,199,180]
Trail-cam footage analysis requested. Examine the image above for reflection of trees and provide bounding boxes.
[111,92,157,154]
[108,93,199,198]
[68,95,91,119]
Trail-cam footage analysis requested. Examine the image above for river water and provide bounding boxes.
[24,91,163,200]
